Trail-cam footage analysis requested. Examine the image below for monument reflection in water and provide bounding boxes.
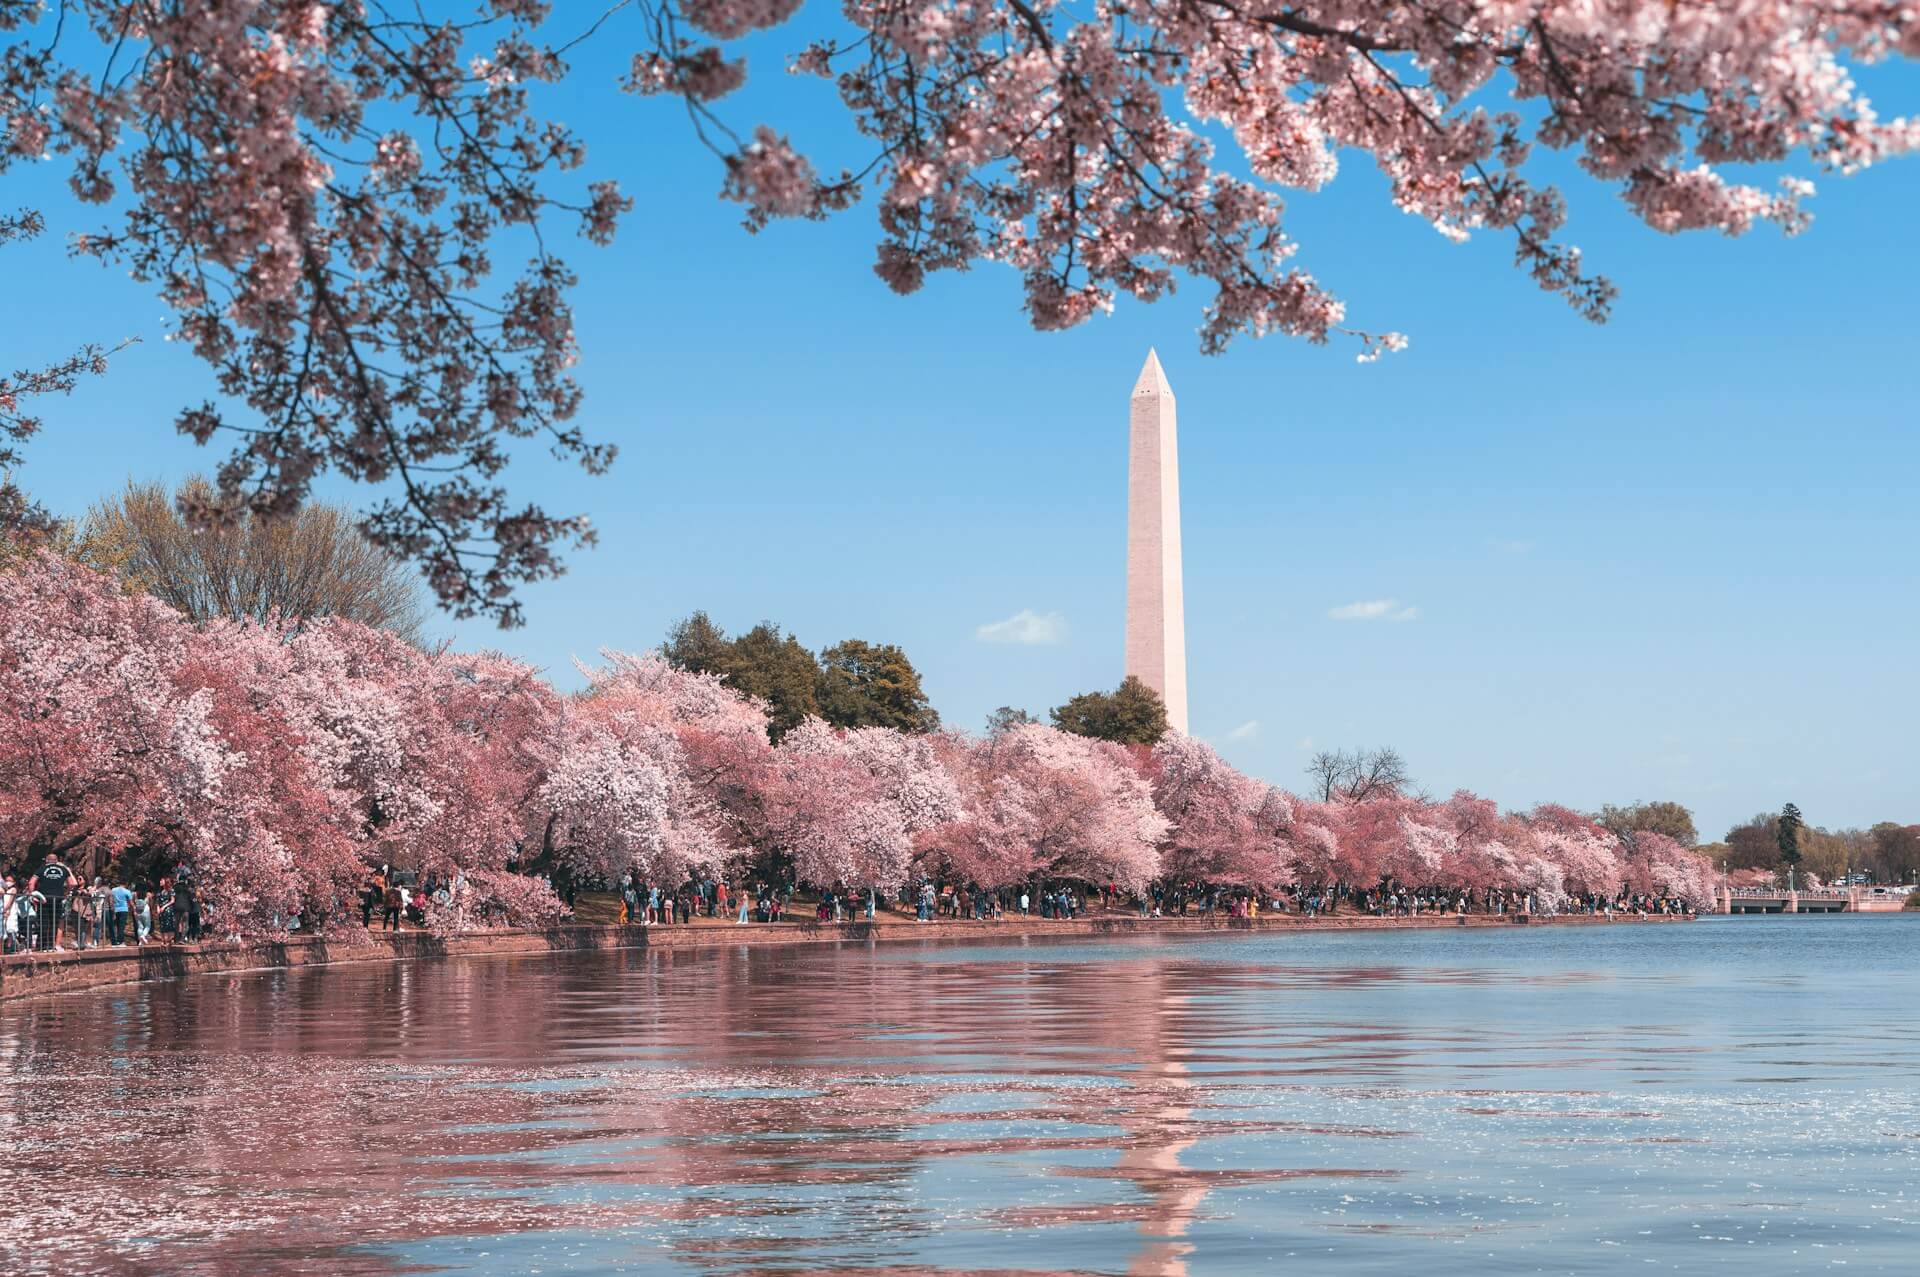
[4,917,1919,1275]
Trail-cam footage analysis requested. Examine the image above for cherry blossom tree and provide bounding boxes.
[278,623,523,878]
[763,716,961,887]
[1150,733,1293,886]
[2,1,627,626]
[0,550,229,874]
[172,617,365,928]
[437,866,571,931]
[1282,797,1346,886]
[7,3,1915,622]
[633,1,1919,356]
[925,723,1165,890]
[1525,802,1623,898]
[1621,829,1716,908]
[566,648,772,868]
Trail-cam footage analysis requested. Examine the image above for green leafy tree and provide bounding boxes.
[816,639,940,733]
[1777,803,1804,872]
[661,613,940,741]
[662,613,821,740]
[723,623,822,741]
[1050,676,1169,745]
[661,610,733,675]
[1797,825,1850,883]
[1599,800,1699,849]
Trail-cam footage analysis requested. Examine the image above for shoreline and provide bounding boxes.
[0,909,1692,1005]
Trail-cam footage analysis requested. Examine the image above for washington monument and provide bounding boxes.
[1125,349,1189,735]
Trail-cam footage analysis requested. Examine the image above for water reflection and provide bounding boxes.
[3,918,1919,1275]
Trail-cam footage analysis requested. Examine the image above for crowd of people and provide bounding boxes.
[2,851,204,954]
[587,872,1702,932]
[3,847,1698,960]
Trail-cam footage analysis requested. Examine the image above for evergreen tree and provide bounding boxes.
[1777,802,1804,870]
[816,639,940,733]
[1050,676,1169,745]
[661,610,732,675]
[724,623,822,741]
[661,613,939,741]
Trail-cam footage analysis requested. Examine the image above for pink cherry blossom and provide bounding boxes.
[925,724,1166,890]
[1150,734,1293,886]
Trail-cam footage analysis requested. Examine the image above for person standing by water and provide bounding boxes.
[69,886,96,951]
[2,876,21,952]
[108,881,133,945]
[30,852,74,951]
[361,867,385,927]
[84,878,109,948]
[176,873,202,942]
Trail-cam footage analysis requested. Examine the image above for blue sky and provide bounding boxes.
[5,21,1916,843]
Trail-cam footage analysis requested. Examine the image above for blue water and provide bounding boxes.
[3,915,1916,1274]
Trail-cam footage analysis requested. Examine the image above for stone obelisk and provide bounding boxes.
[1125,349,1189,735]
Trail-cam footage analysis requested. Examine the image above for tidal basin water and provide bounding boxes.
[5,917,1919,1275]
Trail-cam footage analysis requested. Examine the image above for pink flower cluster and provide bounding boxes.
[1,1,626,627]
[0,552,1717,938]
[629,0,1918,355]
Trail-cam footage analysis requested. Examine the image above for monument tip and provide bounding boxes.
[1132,348,1173,398]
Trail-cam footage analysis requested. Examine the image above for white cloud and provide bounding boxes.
[1225,720,1260,742]
[1295,736,1315,751]
[1329,599,1419,622]
[1490,537,1535,555]
[976,609,1067,645]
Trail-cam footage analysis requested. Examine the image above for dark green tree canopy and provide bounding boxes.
[661,613,818,740]
[816,639,940,734]
[1049,676,1169,745]
[727,623,824,740]
[661,613,937,741]
[661,610,732,675]
[1777,802,1805,867]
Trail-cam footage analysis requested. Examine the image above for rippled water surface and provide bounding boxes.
[6,916,1919,1275]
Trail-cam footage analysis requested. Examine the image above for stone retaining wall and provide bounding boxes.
[0,910,1691,1004]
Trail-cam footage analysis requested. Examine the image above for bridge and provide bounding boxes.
[1717,885,1912,914]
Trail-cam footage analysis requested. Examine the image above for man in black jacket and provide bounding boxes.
[30,852,74,951]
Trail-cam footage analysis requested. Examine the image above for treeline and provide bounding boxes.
[1704,808,1920,885]
[661,612,939,739]
[661,611,1176,750]
[1592,796,1919,885]
[1,543,1720,937]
